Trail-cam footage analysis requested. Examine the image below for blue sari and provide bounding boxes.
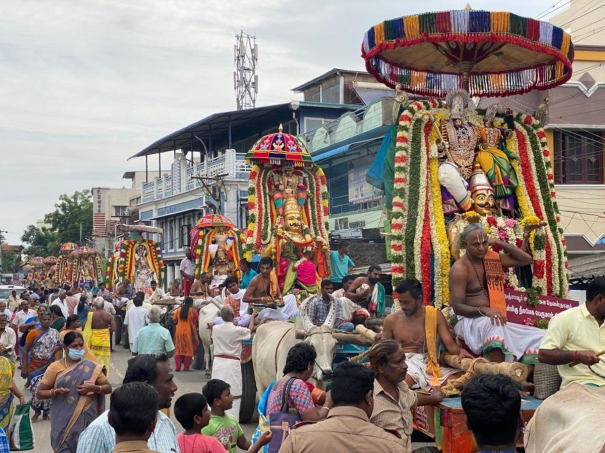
[250,380,275,453]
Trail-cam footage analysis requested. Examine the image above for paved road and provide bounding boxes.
[17,346,433,452]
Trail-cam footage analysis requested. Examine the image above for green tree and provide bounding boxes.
[0,251,22,273]
[21,225,61,257]
[44,190,93,245]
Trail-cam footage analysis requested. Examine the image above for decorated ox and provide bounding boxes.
[197,297,223,378]
[252,297,337,398]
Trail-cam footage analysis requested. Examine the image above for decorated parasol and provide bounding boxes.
[245,124,314,167]
[43,256,57,265]
[79,246,97,255]
[22,264,33,272]
[60,242,79,254]
[30,257,44,267]
[195,214,236,229]
[361,8,574,97]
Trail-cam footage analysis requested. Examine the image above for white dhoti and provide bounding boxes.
[257,294,298,321]
[212,356,243,421]
[453,316,544,364]
[405,353,461,389]
[338,297,360,322]
[213,314,251,327]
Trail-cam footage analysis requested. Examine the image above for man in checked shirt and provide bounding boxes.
[308,281,354,332]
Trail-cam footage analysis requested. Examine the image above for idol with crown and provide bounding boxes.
[245,125,331,297]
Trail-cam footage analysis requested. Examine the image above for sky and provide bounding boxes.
[0,0,562,245]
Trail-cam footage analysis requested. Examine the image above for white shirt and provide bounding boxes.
[150,288,165,302]
[0,309,13,320]
[0,328,16,356]
[11,309,37,338]
[103,301,116,315]
[179,258,195,278]
[124,306,148,344]
[212,322,250,357]
[51,299,69,318]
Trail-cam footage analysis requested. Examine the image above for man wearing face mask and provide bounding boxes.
[345,265,386,317]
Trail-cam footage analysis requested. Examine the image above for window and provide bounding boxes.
[304,117,330,134]
[168,219,175,251]
[177,217,183,248]
[554,130,603,184]
[114,206,128,217]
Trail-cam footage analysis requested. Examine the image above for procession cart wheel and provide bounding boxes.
[239,360,256,423]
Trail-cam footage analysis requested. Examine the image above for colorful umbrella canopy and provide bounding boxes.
[79,246,97,255]
[361,9,574,97]
[60,242,79,254]
[245,124,314,167]
[43,256,57,265]
[195,214,235,229]
[22,264,33,272]
[30,256,44,267]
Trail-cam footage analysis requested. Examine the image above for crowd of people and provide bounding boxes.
[0,235,602,452]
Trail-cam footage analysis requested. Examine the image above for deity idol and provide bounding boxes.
[437,89,479,213]
[270,166,308,218]
[475,111,519,200]
[470,164,496,217]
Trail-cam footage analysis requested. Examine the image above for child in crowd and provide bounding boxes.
[201,380,270,453]
[108,382,160,453]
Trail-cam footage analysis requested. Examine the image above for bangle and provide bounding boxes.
[97,385,102,394]
[573,350,579,362]
[477,307,486,317]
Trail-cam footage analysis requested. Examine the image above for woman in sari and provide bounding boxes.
[173,297,199,372]
[0,356,25,431]
[60,315,97,363]
[49,305,66,331]
[37,331,111,452]
[21,313,62,422]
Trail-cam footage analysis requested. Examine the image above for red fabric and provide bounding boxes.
[183,278,192,297]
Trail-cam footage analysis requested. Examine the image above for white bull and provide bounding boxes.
[252,297,338,398]
[197,297,223,378]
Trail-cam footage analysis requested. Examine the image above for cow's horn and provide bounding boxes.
[299,297,315,333]
[322,297,336,329]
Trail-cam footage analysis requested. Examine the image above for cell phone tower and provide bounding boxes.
[234,30,259,110]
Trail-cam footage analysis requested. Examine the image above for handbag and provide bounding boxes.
[268,377,301,453]
[8,403,35,451]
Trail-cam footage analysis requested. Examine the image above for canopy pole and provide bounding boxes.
[145,156,148,183]
[159,153,161,178]
[228,115,232,149]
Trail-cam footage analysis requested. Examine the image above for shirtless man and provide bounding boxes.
[243,257,298,322]
[345,265,385,317]
[382,279,473,389]
[450,223,543,364]
[90,297,116,373]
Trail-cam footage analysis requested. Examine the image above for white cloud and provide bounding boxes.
[0,0,558,243]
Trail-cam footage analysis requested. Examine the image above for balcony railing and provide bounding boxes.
[141,151,250,203]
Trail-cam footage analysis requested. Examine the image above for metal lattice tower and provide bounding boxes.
[234,30,258,110]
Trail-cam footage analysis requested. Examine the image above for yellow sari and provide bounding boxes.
[0,356,15,430]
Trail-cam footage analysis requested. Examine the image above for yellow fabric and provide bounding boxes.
[424,306,441,378]
[484,250,507,318]
[89,328,111,376]
[0,357,15,430]
[269,271,279,298]
[540,304,605,389]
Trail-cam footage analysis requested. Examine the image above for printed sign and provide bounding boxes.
[505,289,579,325]
[348,155,383,204]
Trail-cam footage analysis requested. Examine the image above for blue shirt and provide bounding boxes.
[329,251,354,283]
[76,409,180,453]
[0,427,9,453]
[240,269,257,289]
[131,323,175,355]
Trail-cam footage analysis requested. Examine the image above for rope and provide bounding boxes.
[441,357,490,396]
[349,349,371,363]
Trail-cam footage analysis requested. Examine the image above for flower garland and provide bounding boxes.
[428,157,449,308]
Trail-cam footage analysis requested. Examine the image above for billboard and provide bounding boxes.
[348,155,383,205]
